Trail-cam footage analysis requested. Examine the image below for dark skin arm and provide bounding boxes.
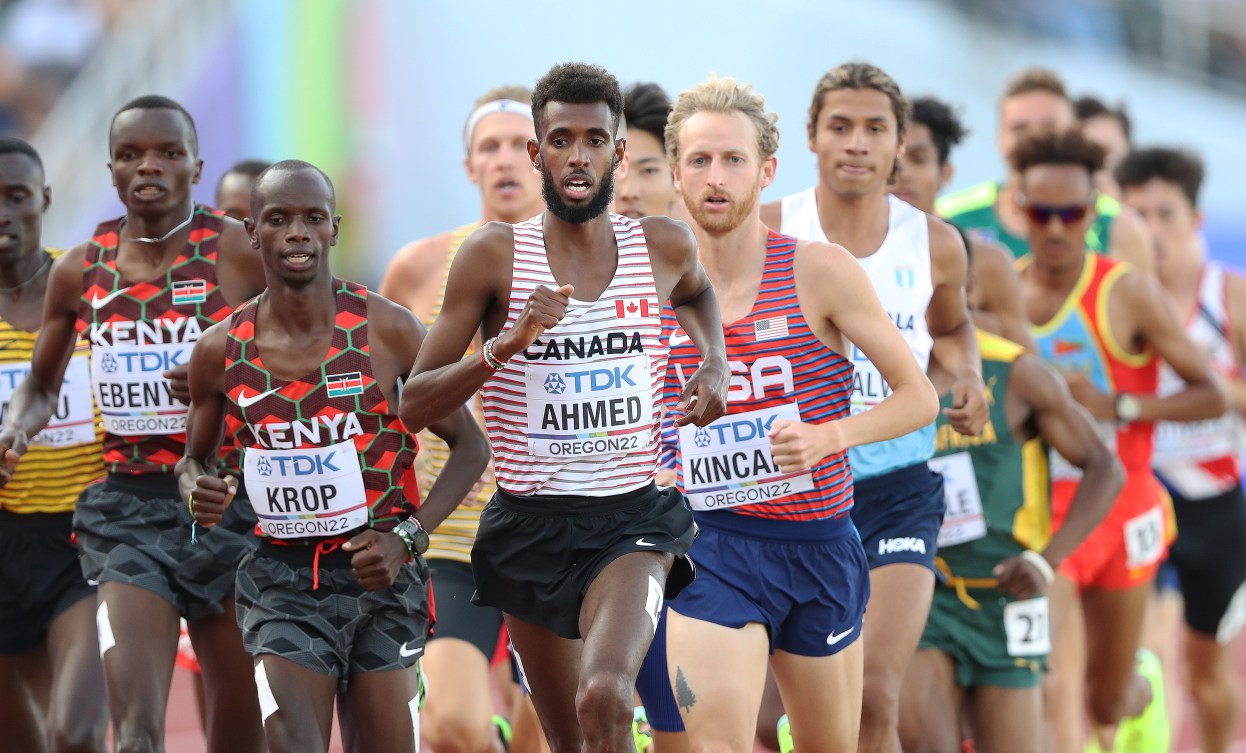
[993,354,1122,599]
[402,219,728,433]
[0,245,88,484]
[1065,270,1227,422]
[926,217,988,436]
[969,238,1036,351]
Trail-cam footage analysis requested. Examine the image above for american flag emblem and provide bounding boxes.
[172,279,208,305]
[754,316,789,342]
[615,299,654,319]
[326,371,364,398]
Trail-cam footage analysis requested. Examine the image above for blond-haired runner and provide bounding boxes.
[380,85,544,753]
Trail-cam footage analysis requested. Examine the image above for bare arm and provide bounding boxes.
[215,217,268,304]
[175,321,234,526]
[643,217,729,427]
[771,242,939,471]
[759,200,782,230]
[370,295,489,533]
[0,246,87,483]
[927,217,988,435]
[1107,206,1155,277]
[970,238,1036,350]
[401,223,516,433]
[1224,271,1246,411]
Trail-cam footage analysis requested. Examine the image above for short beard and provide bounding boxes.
[542,166,615,224]
[684,181,761,237]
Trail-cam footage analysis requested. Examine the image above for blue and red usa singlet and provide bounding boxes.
[223,280,418,546]
[660,231,855,531]
[479,214,668,497]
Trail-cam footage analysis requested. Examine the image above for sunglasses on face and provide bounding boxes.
[1018,196,1093,225]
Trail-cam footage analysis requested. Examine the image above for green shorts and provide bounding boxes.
[918,583,1048,689]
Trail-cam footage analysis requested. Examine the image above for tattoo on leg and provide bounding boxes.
[675,667,697,713]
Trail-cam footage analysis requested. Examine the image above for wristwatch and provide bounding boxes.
[1114,393,1142,423]
[394,517,430,559]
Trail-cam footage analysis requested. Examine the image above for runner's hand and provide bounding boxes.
[769,419,843,472]
[190,475,238,528]
[165,363,191,405]
[344,529,408,591]
[494,284,575,360]
[994,554,1048,599]
[674,359,728,427]
[944,375,989,436]
[0,429,29,488]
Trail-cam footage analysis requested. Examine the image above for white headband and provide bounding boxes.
[463,99,533,153]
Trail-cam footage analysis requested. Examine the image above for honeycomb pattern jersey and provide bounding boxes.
[223,279,418,547]
[75,206,236,475]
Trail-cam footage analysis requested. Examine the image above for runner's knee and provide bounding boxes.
[48,723,106,753]
[575,670,632,736]
[422,700,494,753]
[860,673,901,731]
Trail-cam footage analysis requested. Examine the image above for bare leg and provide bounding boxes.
[898,648,962,753]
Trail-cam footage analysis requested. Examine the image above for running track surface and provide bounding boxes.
[158,638,1246,753]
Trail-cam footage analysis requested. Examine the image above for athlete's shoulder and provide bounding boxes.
[194,317,232,360]
[638,215,694,249]
[935,180,1000,219]
[926,212,968,270]
[759,198,783,229]
[794,237,860,279]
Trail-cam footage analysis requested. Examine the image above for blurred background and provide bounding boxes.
[3,0,1244,284]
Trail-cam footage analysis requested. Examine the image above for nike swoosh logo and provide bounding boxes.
[89,288,129,309]
[399,642,423,658]
[827,626,855,645]
[668,331,691,347]
[237,387,281,407]
[636,538,656,547]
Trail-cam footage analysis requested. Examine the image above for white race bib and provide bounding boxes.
[0,354,95,448]
[244,439,369,539]
[524,355,652,459]
[1004,597,1051,656]
[1124,505,1164,570]
[90,341,190,436]
[1050,419,1117,482]
[678,402,815,511]
[929,452,987,547]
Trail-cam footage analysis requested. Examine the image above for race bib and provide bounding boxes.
[90,342,190,436]
[929,452,987,547]
[0,354,95,448]
[524,355,652,459]
[678,402,815,511]
[1050,419,1117,483]
[1004,597,1051,656]
[244,439,368,539]
[1124,505,1164,570]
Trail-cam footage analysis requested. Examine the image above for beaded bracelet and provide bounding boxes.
[392,524,417,562]
[480,336,506,371]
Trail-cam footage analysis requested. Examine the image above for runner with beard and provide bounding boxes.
[402,62,730,753]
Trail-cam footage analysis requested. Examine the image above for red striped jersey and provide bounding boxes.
[75,206,235,475]
[1153,261,1246,497]
[479,214,667,496]
[660,231,856,524]
[223,280,418,545]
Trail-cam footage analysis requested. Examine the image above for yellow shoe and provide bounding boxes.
[777,713,794,753]
[632,706,653,753]
[1084,732,1105,753]
[1116,649,1170,753]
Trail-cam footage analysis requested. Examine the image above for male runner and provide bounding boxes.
[891,95,1033,349]
[215,159,271,222]
[1118,147,1246,753]
[1074,96,1131,198]
[898,325,1121,753]
[181,160,488,753]
[0,95,267,753]
[660,73,937,753]
[760,61,987,753]
[1011,129,1226,753]
[937,69,1152,273]
[0,137,106,753]
[615,82,677,221]
[381,84,542,753]
[402,62,730,753]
